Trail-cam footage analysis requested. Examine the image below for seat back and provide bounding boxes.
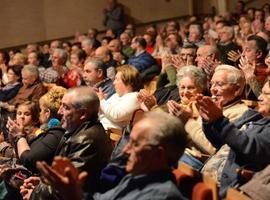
[225,188,251,200]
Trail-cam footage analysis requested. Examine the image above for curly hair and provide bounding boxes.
[39,86,67,118]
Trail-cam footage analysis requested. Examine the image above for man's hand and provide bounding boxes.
[228,50,241,63]
[239,56,256,81]
[36,157,88,200]
[196,95,223,123]
[20,176,41,200]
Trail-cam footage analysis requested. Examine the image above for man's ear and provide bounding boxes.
[234,83,242,97]
[256,50,263,59]
[97,69,103,78]
[79,108,88,121]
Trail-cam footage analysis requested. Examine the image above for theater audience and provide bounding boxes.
[27,112,188,200]
[1,101,40,158]
[5,87,66,173]
[0,4,269,198]
[22,87,113,199]
[197,80,270,197]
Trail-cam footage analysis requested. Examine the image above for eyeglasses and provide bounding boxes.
[210,81,236,88]
[126,138,160,149]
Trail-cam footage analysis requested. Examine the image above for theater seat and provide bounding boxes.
[225,187,251,200]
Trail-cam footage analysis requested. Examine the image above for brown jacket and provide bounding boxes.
[8,81,47,106]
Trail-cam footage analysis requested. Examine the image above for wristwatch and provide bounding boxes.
[14,134,26,144]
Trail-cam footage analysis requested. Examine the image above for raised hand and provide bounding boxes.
[228,50,241,62]
[137,89,157,111]
[36,157,88,200]
[171,55,185,69]
[239,56,256,81]
[6,117,24,138]
[167,100,192,122]
[196,95,223,123]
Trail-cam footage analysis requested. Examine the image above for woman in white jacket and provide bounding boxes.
[97,64,142,129]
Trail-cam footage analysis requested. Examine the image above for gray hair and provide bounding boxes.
[22,64,39,79]
[214,64,245,96]
[85,57,106,76]
[68,86,100,120]
[82,38,95,47]
[144,112,187,167]
[53,48,68,63]
[176,65,207,92]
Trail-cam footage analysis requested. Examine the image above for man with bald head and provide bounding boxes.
[95,46,117,80]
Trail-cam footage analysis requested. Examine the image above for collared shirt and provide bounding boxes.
[95,78,115,99]
[89,171,186,200]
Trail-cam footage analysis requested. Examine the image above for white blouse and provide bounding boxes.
[99,92,140,130]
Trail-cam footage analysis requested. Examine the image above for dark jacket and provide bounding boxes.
[31,119,113,200]
[20,127,65,173]
[203,109,270,197]
[0,82,22,102]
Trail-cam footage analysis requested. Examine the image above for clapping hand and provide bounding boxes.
[228,50,241,63]
[196,95,223,123]
[137,89,157,111]
[167,100,192,122]
[239,56,256,81]
[36,156,88,200]
[6,117,24,138]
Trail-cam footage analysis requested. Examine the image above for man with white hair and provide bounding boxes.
[217,25,241,65]
[180,65,248,170]
[40,48,68,83]
[183,23,205,47]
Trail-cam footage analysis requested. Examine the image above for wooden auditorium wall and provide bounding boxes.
[0,0,192,49]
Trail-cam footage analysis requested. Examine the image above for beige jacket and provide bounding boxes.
[185,100,248,155]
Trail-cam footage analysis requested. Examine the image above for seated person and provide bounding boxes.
[63,49,86,88]
[82,58,115,100]
[6,86,67,173]
[181,65,248,170]
[197,80,270,197]
[97,65,141,130]
[128,37,155,73]
[0,101,40,158]
[239,35,268,100]
[0,65,23,102]
[22,87,113,198]
[26,112,188,200]
[3,64,47,112]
